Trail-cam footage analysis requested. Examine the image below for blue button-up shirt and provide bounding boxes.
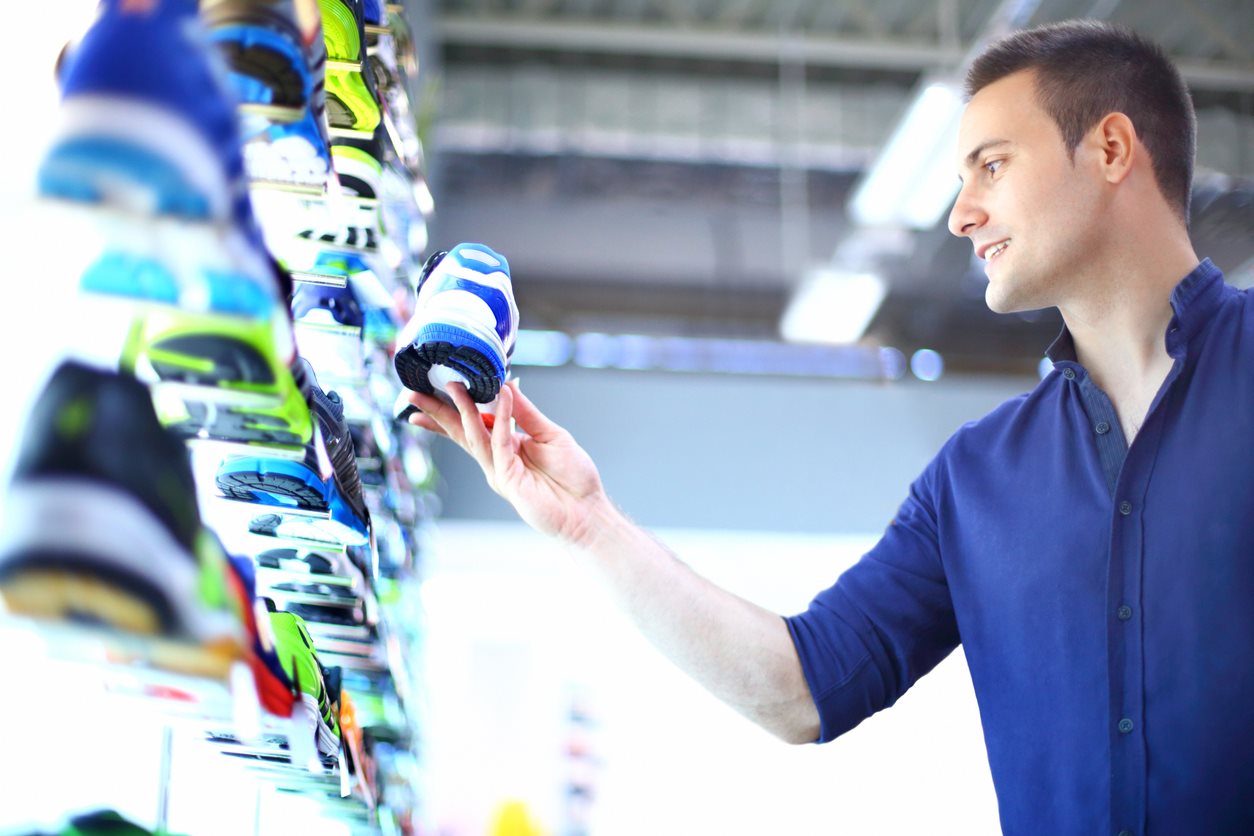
[786,259,1254,835]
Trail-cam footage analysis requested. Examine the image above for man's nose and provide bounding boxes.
[947,183,986,238]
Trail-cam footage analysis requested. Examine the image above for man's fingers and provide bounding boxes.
[508,380,563,442]
[408,391,463,443]
[408,413,445,435]
[447,382,496,481]
[490,384,516,477]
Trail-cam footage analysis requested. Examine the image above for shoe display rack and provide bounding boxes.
[1,1,441,834]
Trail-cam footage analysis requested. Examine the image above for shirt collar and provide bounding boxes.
[1045,258,1228,367]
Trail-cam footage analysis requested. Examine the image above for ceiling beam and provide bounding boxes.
[438,14,1254,90]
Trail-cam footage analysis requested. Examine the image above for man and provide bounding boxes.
[407,20,1254,836]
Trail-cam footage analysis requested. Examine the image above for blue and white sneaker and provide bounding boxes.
[215,455,369,545]
[201,0,334,190]
[292,279,367,382]
[215,358,370,545]
[39,0,275,310]
[392,243,518,405]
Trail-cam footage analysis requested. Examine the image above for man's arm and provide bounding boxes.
[407,381,820,744]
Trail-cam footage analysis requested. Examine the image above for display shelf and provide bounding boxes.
[248,179,327,197]
[325,59,363,73]
[291,270,350,288]
[186,436,308,463]
[218,495,335,522]
[238,102,303,123]
[294,319,365,338]
[304,621,376,646]
[0,614,269,742]
[256,564,358,590]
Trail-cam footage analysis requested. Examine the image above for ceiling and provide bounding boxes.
[419,0,1254,376]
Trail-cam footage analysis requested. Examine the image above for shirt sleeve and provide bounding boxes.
[784,453,960,743]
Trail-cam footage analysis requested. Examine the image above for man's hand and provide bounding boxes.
[406,381,608,546]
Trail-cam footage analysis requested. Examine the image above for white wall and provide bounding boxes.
[422,520,1000,836]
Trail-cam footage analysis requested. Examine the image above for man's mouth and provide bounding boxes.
[983,240,1010,261]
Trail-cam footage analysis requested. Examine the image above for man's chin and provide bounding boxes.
[984,282,1038,315]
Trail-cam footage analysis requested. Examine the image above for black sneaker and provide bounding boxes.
[0,362,244,655]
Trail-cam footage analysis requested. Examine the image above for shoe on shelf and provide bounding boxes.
[39,0,277,315]
[43,1,315,450]
[225,554,297,717]
[57,808,174,836]
[268,608,341,755]
[284,598,366,627]
[201,0,334,191]
[0,362,245,673]
[291,278,367,382]
[254,545,364,585]
[130,295,315,450]
[215,358,371,545]
[393,243,518,405]
[318,0,380,133]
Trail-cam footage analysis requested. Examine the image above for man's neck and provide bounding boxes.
[1055,225,1199,442]
[1058,227,1198,386]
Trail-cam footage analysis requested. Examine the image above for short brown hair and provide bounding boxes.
[966,20,1196,224]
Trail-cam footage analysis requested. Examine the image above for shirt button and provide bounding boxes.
[1119,501,1133,515]
[1063,368,1076,380]
[1117,605,1133,621]
[1096,421,1110,434]
[1118,718,1134,734]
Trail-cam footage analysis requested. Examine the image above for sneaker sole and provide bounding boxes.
[220,459,370,546]
[318,0,381,132]
[207,21,333,190]
[210,24,310,110]
[218,457,327,508]
[393,325,504,404]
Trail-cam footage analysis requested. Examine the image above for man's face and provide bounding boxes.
[948,70,1104,314]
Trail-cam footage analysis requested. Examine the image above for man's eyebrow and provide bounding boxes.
[963,139,1011,168]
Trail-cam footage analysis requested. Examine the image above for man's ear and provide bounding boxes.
[1092,112,1137,185]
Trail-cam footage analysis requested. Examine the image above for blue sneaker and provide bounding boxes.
[215,359,370,545]
[202,0,333,190]
[41,0,272,258]
[292,280,368,382]
[393,243,518,405]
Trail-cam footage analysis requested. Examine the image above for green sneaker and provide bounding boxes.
[122,305,315,449]
[319,0,381,133]
[60,809,183,836]
[269,609,341,754]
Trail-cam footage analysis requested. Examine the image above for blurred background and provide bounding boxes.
[2,0,1252,834]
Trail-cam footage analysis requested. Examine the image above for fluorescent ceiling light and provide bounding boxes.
[848,81,964,230]
[780,267,887,345]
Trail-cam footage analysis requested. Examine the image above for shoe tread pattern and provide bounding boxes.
[394,340,500,404]
[217,470,327,510]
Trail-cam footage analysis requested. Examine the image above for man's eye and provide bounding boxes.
[984,159,1003,175]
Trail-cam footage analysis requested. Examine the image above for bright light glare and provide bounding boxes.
[849,82,964,230]
[781,268,887,345]
[911,348,945,381]
[513,329,573,367]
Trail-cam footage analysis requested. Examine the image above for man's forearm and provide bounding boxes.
[565,498,820,744]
